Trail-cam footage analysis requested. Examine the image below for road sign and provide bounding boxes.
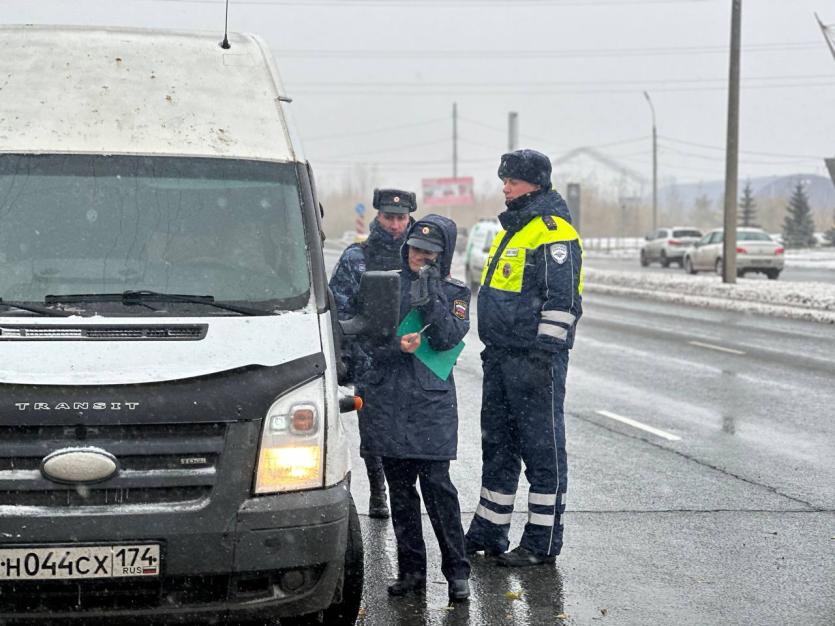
[354,202,366,216]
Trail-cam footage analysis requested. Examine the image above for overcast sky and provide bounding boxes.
[4,0,834,195]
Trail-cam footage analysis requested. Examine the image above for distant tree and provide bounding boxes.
[738,180,758,227]
[781,182,816,248]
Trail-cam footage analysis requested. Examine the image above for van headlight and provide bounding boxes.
[254,376,325,494]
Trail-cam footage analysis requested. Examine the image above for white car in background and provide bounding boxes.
[683,227,785,279]
[463,218,500,292]
[640,226,703,267]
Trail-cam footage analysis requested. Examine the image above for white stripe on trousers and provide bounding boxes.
[481,487,516,506]
[528,511,556,526]
[475,503,513,525]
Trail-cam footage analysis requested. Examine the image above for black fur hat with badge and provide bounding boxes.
[497,149,553,190]
[372,188,417,214]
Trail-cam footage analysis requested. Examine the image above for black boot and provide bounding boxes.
[496,545,556,567]
[365,456,390,519]
[369,487,390,519]
[448,579,470,603]
[387,573,426,596]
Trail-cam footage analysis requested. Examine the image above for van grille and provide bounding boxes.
[0,423,226,507]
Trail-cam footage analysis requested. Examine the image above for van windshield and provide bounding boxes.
[0,155,310,314]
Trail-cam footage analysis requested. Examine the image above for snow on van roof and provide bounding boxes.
[0,25,296,162]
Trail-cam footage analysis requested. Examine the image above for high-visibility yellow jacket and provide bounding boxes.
[478,192,583,351]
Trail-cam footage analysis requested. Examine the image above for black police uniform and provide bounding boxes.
[465,149,583,567]
[356,215,472,601]
[329,188,416,519]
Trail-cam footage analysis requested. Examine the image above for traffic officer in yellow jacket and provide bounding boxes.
[465,149,582,566]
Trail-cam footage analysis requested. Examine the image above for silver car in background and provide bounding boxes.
[464,217,500,292]
[683,227,785,279]
[640,227,703,267]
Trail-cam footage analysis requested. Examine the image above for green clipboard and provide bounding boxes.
[397,308,465,381]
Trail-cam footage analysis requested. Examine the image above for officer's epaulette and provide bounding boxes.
[444,276,467,288]
[541,215,559,231]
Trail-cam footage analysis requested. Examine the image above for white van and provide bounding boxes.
[0,25,397,624]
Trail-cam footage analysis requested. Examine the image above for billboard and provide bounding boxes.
[422,177,474,207]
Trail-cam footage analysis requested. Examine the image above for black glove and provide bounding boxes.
[410,264,441,308]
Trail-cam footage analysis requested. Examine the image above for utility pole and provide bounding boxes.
[452,102,458,178]
[722,0,742,284]
[643,91,658,231]
[508,112,518,152]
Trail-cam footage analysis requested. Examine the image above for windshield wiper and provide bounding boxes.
[44,290,274,316]
[0,298,73,317]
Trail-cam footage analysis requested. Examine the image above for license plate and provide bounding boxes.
[0,544,160,580]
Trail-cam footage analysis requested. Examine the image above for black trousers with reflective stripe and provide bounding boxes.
[381,458,470,582]
[466,348,569,556]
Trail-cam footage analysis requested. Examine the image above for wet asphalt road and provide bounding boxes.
[586,253,835,284]
[324,246,835,625]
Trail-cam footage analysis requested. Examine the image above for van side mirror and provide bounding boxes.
[339,271,400,342]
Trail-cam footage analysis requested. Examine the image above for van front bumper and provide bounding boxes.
[0,480,351,624]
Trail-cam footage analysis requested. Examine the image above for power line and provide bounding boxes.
[304,117,446,142]
[288,74,832,88]
[319,137,452,160]
[659,135,826,160]
[127,0,715,6]
[659,144,820,166]
[277,42,820,60]
[289,80,835,96]
[814,12,835,61]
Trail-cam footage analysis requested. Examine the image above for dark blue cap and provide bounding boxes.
[406,221,444,252]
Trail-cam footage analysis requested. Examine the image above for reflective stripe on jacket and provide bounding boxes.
[478,214,583,351]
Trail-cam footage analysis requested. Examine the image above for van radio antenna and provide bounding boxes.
[220,0,231,49]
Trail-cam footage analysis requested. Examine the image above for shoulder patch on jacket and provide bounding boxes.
[550,243,568,264]
[541,215,558,231]
[453,299,468,319]
[444,277,467,288]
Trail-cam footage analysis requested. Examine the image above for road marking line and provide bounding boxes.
[688,340,746,355]
[595,410,682,441]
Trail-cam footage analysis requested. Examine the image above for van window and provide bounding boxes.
[0,155,309,312]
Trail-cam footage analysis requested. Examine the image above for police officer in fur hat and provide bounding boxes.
[464,149,583,566]
[329,188,417,519]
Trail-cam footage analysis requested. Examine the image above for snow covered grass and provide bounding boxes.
[585,245,835,266]
[785,248,835,270]
[584,268,835,324]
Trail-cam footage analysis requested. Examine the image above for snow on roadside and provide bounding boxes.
[584,268,835,324]
[784,248,835,270]
[584,246,835,268]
